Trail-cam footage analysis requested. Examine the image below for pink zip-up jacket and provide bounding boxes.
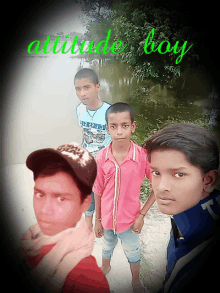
[93,141,151,233]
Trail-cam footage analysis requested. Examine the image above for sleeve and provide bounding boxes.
[145,152,152,181]
[64,256,110,293]
[76,105,81,127]
[92,152,105,196]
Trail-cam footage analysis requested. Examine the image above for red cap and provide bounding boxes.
[26,142,97,193]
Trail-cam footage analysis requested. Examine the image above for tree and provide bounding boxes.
[77,0,115,52]
[78,0,199,84]
[111,2,199,84]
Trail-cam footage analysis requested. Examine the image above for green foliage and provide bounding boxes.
[131,90,211,146]
[85,18,114,43]
[78,0,113,22]
[78,0,114,41]
[79,0,199,83]
[140,177,152,202]
[111,5,197,83]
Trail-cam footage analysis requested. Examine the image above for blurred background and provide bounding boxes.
[1,0,220,166]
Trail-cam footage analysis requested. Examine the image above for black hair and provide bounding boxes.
[33,162,91,202]
[105,102,134,124]
[74,68,99,84]
[143,123,219,174]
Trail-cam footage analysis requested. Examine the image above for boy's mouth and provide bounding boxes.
[39,220,54,227]
[157,196,175,204]
[158,197,174,205]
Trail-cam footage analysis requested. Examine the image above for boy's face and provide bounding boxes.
[75,78,100,106]
[150,149,209,215]
[33,171,90,235]
[106,111,136,143]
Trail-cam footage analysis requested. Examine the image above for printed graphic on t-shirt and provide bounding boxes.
[77,102,111,156]
[81,124,105,144]
[79,121,108,155]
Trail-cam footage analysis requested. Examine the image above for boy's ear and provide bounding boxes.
[203,170,219,193]
[131,121,137,133]
[95,83,100,92]
[81,194,92,213]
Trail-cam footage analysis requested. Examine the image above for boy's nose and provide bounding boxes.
[156,177,171,192]
[80,89,87,97]
[117,126,123,135]
[42,197,53,215]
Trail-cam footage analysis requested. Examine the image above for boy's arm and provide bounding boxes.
[92,154,105,238]
[132,155,155,233]
[132,190,155,234]
[140,190,155,215]
[94,193,103,238]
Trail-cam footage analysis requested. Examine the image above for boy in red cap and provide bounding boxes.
[19,142,110,293]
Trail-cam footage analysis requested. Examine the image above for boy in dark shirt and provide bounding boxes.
[143,123,220,293]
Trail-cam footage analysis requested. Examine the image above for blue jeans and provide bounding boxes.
[84,192,95,216]
[102,226,140,265]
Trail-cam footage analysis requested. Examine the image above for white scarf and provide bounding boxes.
[20,216,95,292]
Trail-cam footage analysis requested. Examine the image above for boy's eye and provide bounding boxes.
[123,125,129,128]
[174,172,185,178]
[110,125,116,129]
[152,171,160,176]
[35,192,44,198]
[57,197,66,202]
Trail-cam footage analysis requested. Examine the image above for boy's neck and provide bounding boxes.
[112,140,131,154]
[87,97,102,110]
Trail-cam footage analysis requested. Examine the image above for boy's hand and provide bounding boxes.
[132,213,144,234]
[94,220,103,238]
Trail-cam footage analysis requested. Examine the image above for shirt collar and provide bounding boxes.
[105,141,136,162]
[173,189,220,241]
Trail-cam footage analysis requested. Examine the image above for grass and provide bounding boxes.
[140,178,152,202]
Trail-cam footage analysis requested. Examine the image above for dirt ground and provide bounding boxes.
[92,202,171,293]
[140,202,171,293]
